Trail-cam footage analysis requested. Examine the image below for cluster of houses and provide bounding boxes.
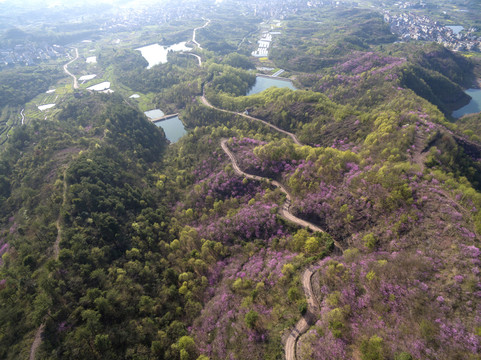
[245,0,354,19]
[252,30,285,58]
[384,12,480,52]
[0,44,67,67]
[0,1,200,68]
[99,4,195,33]
[252,32,274,58]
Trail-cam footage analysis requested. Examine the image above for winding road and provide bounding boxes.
[200,79,345,358]
[53,169,68,258]
[185,52,202,66]
[217,106,343,360]
[285,267,319,360]
[220,139,331,236]
[29,324,45,360]
[220,138,338,360]
[192,19,211,49]
[63,47,79,89]
[201,93,302,145]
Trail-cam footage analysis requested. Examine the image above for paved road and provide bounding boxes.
[63,47,79,89]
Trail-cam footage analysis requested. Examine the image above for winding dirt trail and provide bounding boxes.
[29,170,68,360]
[63,47,79,89]
[285,266,320,360]
[220,139,341,241]
[185,52,202,66]
[29,324,45,360]
[202,94,302,145]
[53,169,68,258]
[205,85,344,359]
[192,19,211,49]
[220,136,342,360]
[221,138,339,359]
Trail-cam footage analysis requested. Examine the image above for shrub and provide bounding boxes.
[328,308,347,338]
[363,233,378,251]
[244,310,259,329]
[360,335,385,360]
[395,352,413,360]
[288,287,301,302]
[305,236,322,254]
[298,300,308,315]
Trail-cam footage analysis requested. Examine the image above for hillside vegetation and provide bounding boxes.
[0,5,481,360]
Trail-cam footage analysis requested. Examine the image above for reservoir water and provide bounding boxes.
[154,116,187,143]
[452,89,481,118]
[136,42,193,69]
[247,76,296,96]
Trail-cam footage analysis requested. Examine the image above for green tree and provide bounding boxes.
[244,310,259,329]
[360,335,385,360]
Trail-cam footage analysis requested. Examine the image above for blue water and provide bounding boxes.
[452,89,481,118]
[154,116,187,143]
[247,76,296,96]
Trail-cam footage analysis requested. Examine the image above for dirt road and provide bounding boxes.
[63,47,79,89]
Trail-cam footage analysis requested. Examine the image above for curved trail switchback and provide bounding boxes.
[63,47,79,89]
[202,86,343,359]
[201,93,302,145]
[186,53,202,66]
[192,19,211,49]
[218,119,342,360]
[285,266,320,360]
[220,138,340,360]
[220,139,329,235]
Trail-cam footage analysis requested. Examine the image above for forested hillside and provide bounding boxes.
[0,3,481,360]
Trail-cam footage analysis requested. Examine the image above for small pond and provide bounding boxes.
[247,76,296,96]
[452,89,481,118]
[136,42,193,69]
[154,116,187,143]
